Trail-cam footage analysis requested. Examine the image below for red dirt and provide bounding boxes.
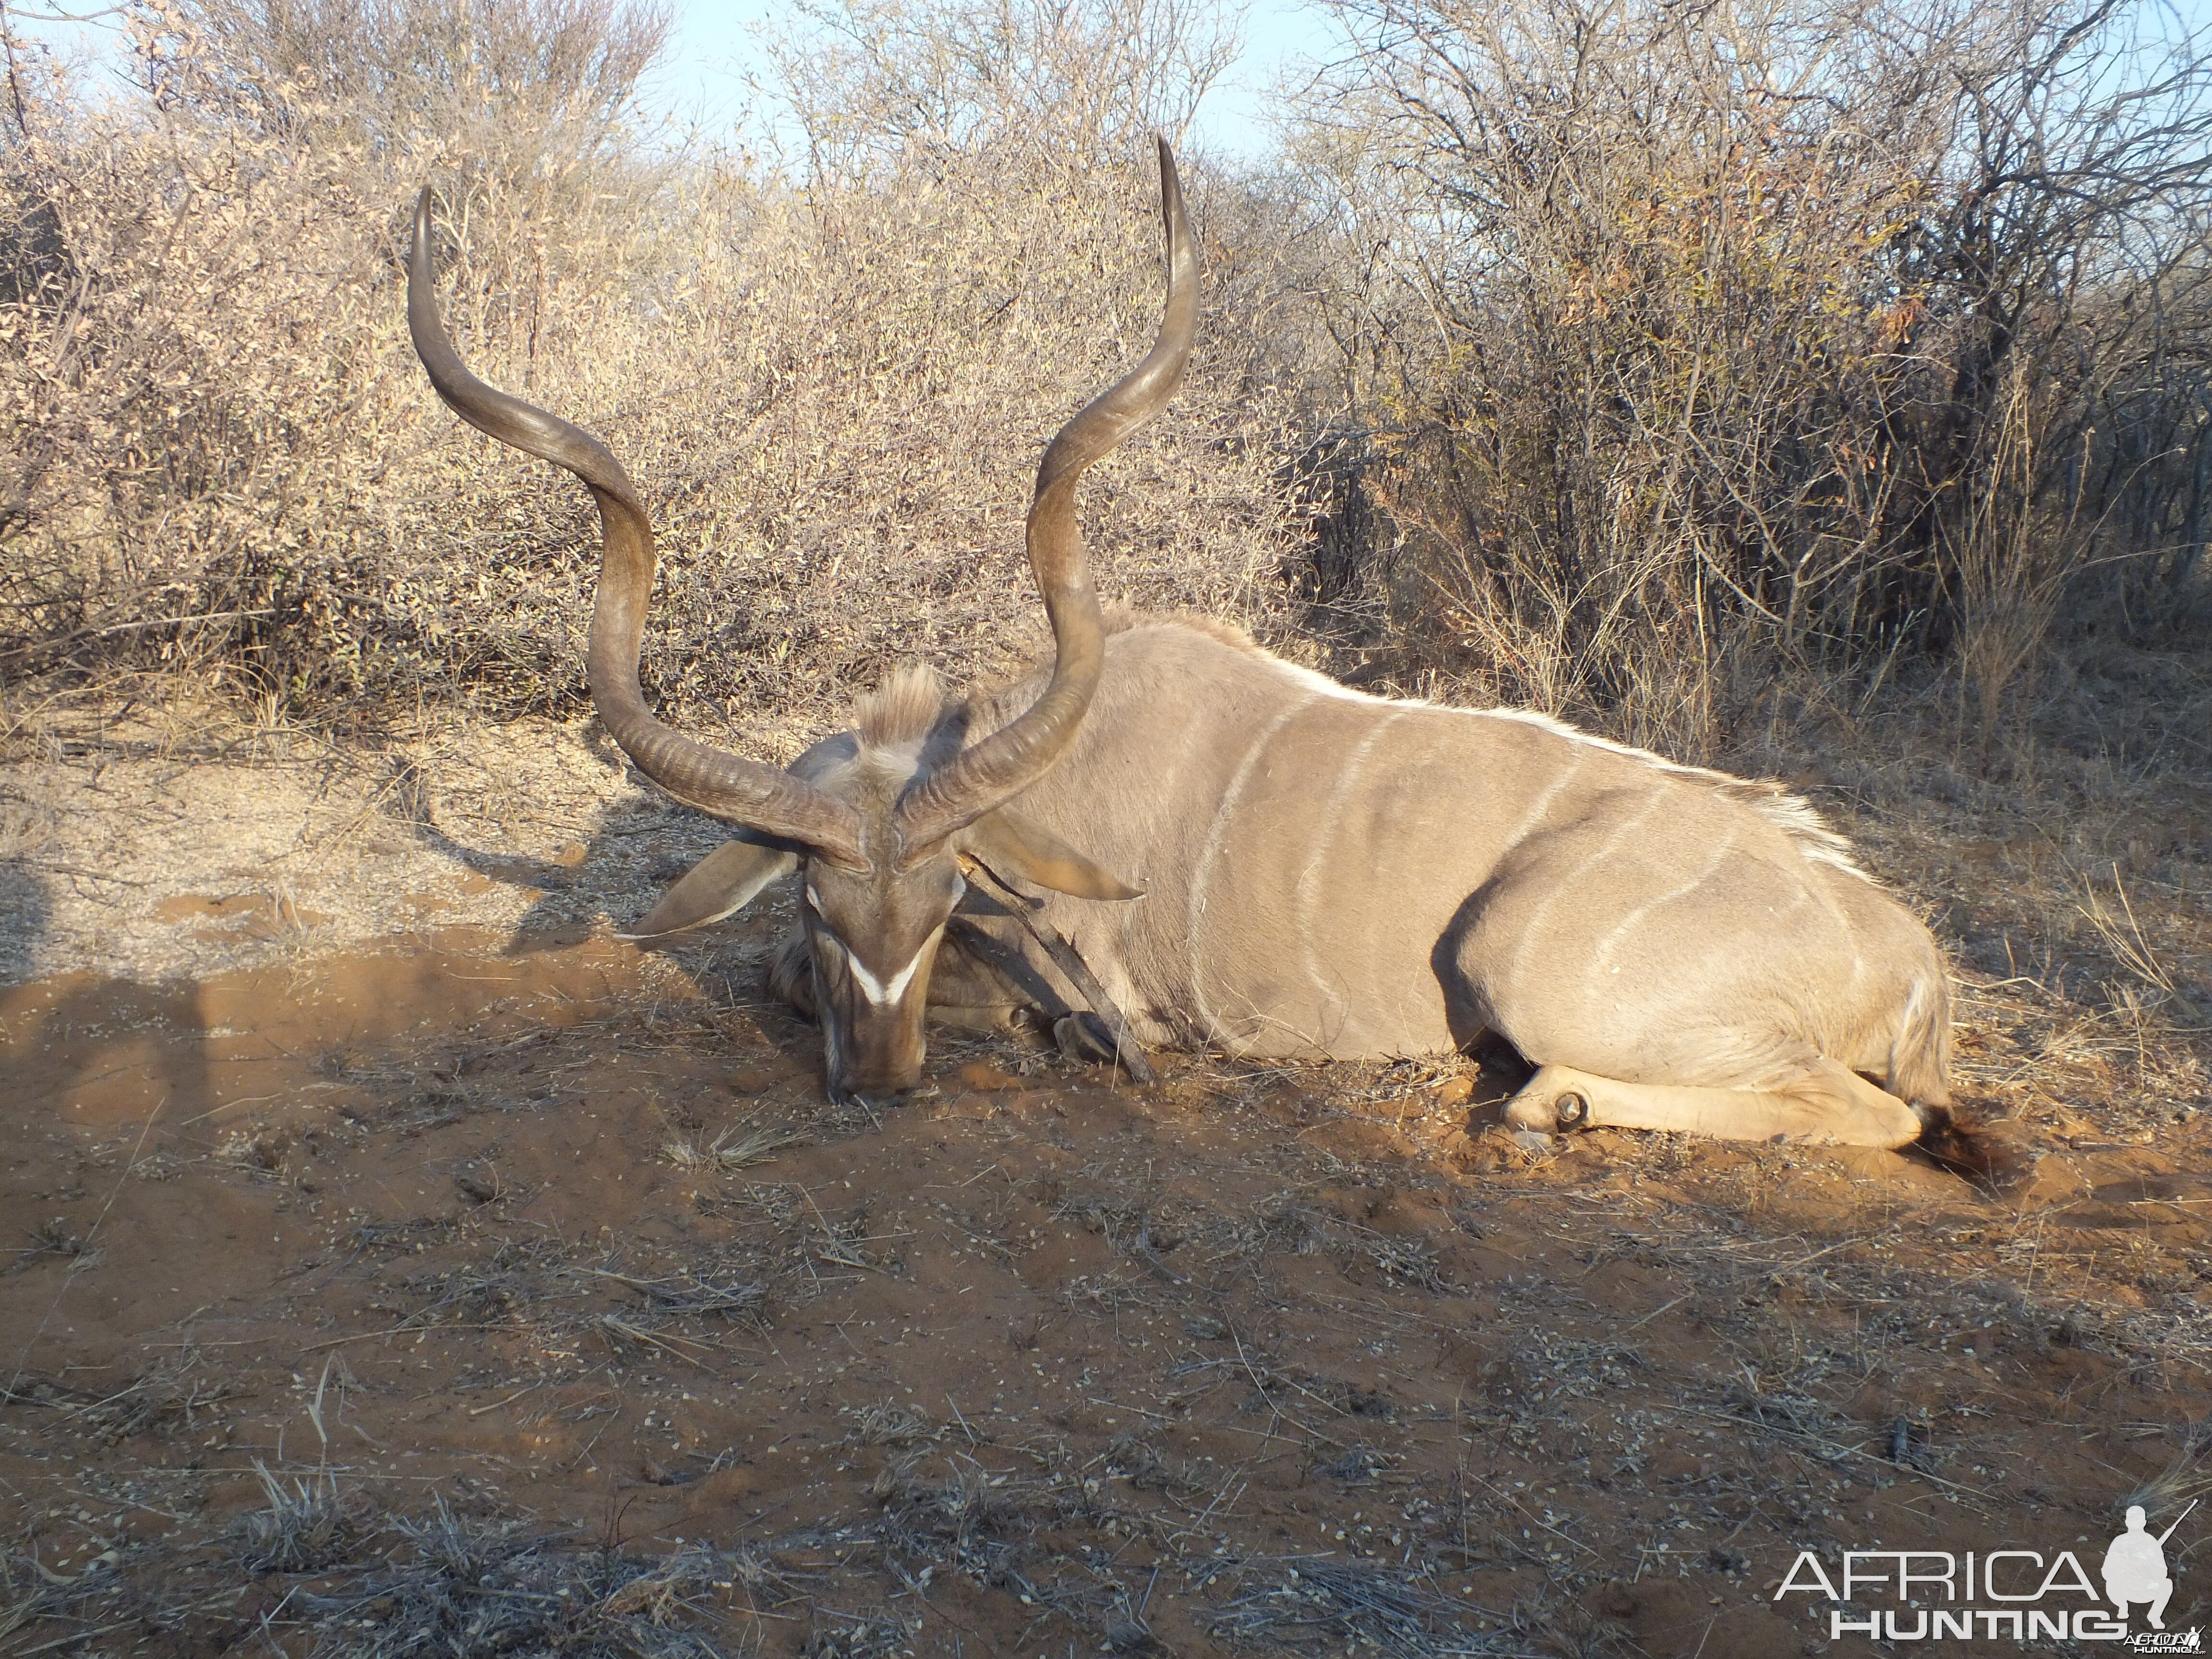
[5,913,2210,1656]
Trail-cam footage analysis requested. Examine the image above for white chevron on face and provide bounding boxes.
[848,939,930,1009]
[809,892,935,1010]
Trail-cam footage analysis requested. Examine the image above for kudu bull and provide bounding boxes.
[409,142,1965,1154]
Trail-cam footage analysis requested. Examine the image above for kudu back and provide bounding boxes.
[409,143,1963,1154]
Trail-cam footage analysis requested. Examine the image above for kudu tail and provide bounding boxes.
[1887,967,1953,1112]
[1887,966,2028,1187]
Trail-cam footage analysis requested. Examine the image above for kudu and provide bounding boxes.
[409,142,1964,1154]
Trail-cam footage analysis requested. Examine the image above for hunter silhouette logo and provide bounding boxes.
[2108,1499,2193,1634]
[1774,1495,2200,1643]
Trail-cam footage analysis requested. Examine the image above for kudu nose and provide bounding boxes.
[828,1080,908,1114]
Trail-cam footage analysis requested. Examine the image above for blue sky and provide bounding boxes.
[611,0,2212,161]
[8,0,1343,156]
[14,0,2208,157]
[637,0,1341,157]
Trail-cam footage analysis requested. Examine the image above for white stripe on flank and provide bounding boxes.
[1188,693,1316,1044]
[1590,830,1734,970]
[1251,649,1865,880]
[1504,790,1661,1001]
[1499,746,1584,851]
[1792,873,1863,995]
[1296,709,1409,1022]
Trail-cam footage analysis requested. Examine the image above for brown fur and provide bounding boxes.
[955,616,1962,1152]
[1108,603,1261,654]
[854,662,949,750]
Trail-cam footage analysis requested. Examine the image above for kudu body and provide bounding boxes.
[409,144,1959,1152]
[925,625,1955,1147]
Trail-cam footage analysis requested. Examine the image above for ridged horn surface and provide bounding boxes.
[406,190,867,868]
[893,138,1198,857]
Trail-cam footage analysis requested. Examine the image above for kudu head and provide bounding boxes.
[407,140,1197,1105]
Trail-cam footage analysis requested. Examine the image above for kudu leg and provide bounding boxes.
[1503,1058,1924,1149]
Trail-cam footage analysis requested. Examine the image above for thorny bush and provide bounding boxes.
[1,0,2206,758]
[0,0,1298,748]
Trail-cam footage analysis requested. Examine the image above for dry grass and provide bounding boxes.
[61,1355,236,1447]
[1279,0,2212,757]
[661,1120,808,1175]
[236,1491,753,1657]
[1205,1554,1501,1656]
[1,0,1302,748]
[233,1463,375,1574]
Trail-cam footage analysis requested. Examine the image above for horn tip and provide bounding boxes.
[410,186,435,266]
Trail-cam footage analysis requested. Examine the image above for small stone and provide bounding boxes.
[1510,1130,1554,1154]
[452,1168,498,1203]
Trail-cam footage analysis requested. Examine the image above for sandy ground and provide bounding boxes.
[0,713,723,988]
[2,700,2210,1657]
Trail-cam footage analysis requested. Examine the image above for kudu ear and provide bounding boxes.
[617,840,800,941]
[956,809,1143,902]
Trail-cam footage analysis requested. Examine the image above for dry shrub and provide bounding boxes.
[0,0,672,710]
[760,0,1241,178]
[7,0,2201,758]
[557,146,1300,754]
[0,0,1298,747]
[1283,0,2212,756]
[1950,363,2075,757]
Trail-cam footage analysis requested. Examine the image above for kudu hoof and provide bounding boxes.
[1554,1090,1590,1131]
